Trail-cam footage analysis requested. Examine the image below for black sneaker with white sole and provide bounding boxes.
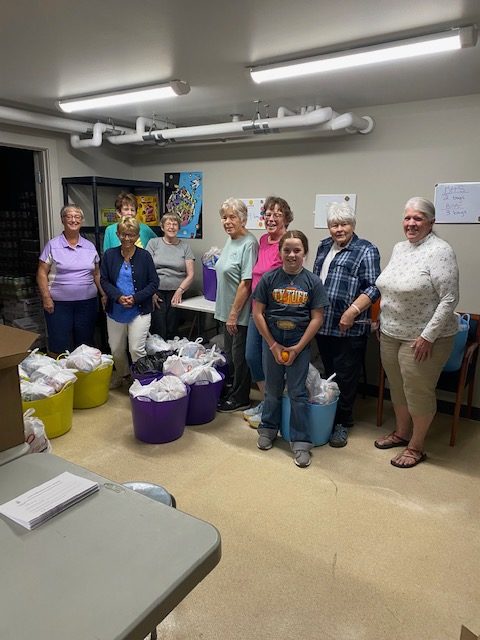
[217,399,251,413]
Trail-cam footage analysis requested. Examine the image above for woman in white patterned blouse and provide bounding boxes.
[374,197,459,468]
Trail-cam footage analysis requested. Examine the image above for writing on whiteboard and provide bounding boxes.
[434,182,480,224]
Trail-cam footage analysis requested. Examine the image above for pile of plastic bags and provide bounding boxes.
[23,408,52,453]
[130,337,226,401]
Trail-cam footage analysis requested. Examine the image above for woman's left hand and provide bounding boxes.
[283,347,298,366]
[339,308,357,333]
[411,336,433,362]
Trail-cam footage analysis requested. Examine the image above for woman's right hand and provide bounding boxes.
[153,292,162,309]
[42,297,54,314]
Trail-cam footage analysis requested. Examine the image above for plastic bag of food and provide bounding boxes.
[178,338,206,359]
[201,247,221,267]
[129,375,188,402]
[145,334,172,354]
[20,349,56,376]
[181,365,222,385]
[30,364,77,392]
[21,380,56,401]
[23,409,52,453]
[163,355,202,377]
[63,344,102,372]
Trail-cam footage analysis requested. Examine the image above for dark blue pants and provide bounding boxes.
[316,334,367,427]
[44,297,98,354]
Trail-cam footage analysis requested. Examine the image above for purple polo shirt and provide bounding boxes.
[39,234,99,301]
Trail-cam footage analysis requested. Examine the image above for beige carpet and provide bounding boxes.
[53,389,480,640]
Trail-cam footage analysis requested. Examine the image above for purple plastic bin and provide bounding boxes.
[203,265,217,302]
[130,380,190,444]
[186,373,225,426]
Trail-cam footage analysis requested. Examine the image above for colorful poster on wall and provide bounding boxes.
[243,198,266,230]
[101,208,117,226]
[164,172,203,239]
[136,195,160,226]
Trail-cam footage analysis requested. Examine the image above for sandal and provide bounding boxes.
[374,431,410,450]
[390,447,427,469]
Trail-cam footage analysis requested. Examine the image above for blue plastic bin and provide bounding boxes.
[280,395,337,446]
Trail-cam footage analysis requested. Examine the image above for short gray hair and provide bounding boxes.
[327,202,356,228]
[219,198,248,225]
[404,197,435,222]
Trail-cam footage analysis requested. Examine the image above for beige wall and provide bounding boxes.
[131,93,480,407]
[2,94,479,407]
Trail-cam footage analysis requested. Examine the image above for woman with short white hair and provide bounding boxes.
[313,202,381,448]
[215,198,258,412]
[375,197,459,468]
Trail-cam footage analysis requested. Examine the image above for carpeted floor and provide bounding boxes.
[52,389,480,640]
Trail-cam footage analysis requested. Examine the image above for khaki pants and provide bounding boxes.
[380,332,454,415]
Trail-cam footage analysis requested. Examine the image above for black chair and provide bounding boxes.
[377,313,480,446]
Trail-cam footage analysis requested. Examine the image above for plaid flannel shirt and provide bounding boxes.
[313,234,381,337]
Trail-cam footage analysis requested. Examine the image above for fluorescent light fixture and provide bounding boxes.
[58,80,190,113]
[250,26,477,83]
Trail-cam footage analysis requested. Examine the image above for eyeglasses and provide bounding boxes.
[64,215,82,221]
[119,233,137,239]
[264,211,284,219]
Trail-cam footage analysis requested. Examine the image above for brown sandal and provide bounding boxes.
[390,448,427,469]
[374,431,409,450]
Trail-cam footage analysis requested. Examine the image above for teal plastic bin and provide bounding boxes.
[280,395,337,446]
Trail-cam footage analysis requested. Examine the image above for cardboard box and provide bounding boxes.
[0,324,39,452]
[461,626,480,640]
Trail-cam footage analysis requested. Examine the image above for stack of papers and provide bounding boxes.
[0,471,99,530]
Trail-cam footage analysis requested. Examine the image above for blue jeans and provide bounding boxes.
[245,315,265,382]
[44,297,98,354]
[259,326,312,447]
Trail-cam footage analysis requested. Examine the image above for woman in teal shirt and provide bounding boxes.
[103,191,157,253]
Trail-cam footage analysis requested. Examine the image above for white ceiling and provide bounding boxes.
[2,0,480,128]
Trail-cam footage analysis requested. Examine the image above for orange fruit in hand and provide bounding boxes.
[281,350,289,362]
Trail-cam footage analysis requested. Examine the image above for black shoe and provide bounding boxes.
[217,399,251,413]
[329,424,349,448]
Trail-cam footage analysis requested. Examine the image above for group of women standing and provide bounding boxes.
[38,191,459,470]
[213,195,459,469]
[37,193,194,388]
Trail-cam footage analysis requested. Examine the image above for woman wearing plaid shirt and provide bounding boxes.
[313,203,381,448]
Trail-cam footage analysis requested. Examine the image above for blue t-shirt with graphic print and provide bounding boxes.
[253,267,329,328]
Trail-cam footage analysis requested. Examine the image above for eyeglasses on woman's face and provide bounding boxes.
[119,233,138,240]
[264,210,284,220]
[64,215,82,222]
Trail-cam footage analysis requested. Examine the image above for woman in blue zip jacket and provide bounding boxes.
[101,217,159,388]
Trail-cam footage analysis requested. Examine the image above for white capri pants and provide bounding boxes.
[106,313,151,378]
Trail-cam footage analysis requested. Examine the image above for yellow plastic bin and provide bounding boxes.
[22,383,75,439]
[73,364,113,409]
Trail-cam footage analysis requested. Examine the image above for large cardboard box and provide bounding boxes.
[0,324,39,452]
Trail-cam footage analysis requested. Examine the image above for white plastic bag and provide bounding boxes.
[23,409,52,453]
[178,338,206,359]
[167,336,190,352]
[63,344,102,372]
[163,355,202,377]
[310,373,340,405]
[181,365,222,385]
[30,364,77,392]
[129,375,188,402]
[200,345,227,368]
[202,247,221,267]
[146,334,171,354]
[20,349,56,376]
[21,380,56,401]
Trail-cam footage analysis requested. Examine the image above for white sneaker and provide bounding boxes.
[247,413,261,429]
[242,401,264,421]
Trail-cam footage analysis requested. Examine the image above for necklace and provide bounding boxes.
[283,267,303,287]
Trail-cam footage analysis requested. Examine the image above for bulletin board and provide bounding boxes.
[434,182,480,223]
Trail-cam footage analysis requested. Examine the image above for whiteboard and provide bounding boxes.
[434,182,480,224]
[314,194,356,228]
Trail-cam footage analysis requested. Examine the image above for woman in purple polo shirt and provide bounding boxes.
[37,204,105,356]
